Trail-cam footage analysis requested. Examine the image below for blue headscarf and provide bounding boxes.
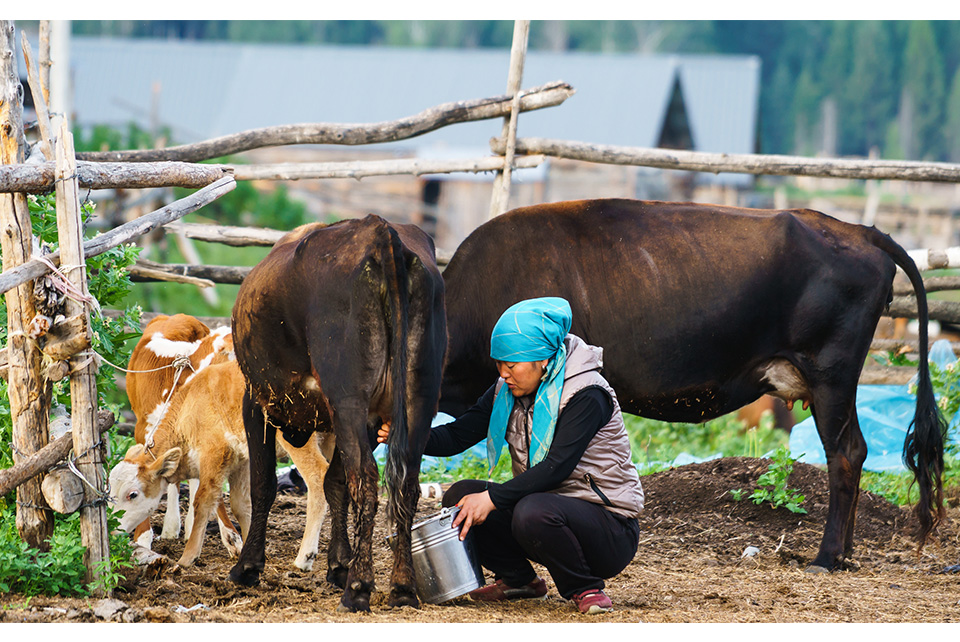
[487,297,572,472]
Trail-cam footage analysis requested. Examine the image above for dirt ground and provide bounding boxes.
[3,456,960,623]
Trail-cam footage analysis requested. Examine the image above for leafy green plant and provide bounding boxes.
[0,194,141,595]
[0,504,133,596]
[733,446,807,514]
[418,450,513,485]
[869,348,918,368]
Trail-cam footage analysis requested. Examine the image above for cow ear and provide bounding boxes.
[152,447,182,481]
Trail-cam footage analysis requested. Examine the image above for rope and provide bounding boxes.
[66,454,113,504]
[76,349,186,375]
[34,254,102,317]
[144,355,194,451]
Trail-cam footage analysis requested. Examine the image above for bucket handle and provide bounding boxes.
[438,506,459,529]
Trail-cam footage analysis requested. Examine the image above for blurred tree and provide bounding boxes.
[902,20,945,160]
[844,21,896,156]
[946,66,960,163]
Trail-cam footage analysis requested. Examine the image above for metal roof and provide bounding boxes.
[66,37,760,162]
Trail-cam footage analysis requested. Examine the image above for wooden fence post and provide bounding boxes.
[54,119,111,593]
[1,20,54,550]
[488,19,530,219]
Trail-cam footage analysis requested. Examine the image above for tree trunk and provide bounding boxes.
[55,120,111,593]
[489,20,530,219]
[1,20,54,550]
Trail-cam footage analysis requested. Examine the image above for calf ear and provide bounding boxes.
[125,444,145,460]
[151,447,182,482]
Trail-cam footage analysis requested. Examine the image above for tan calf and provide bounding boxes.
[125,314,235,545]
[112,359,333,569]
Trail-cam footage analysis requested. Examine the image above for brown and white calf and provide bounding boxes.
[111,358,333,569]
[125,314,235,546]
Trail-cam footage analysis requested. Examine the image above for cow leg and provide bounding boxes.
[807,382,867,572]
[229,392,278,587]
[177,474,222,567]
[385,427,422,609]
[332,404,380,613]
[324,446,351,589]
[280,432,330,572]
[216,466,249,558]
[133,519,154,549]
[385,388,436,608]
[215,499,243,557]
[228,465,252,541]
[183,478,199,540]
[159,481,181,539]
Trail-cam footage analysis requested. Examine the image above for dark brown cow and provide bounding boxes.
[227,215,446,612]
[439,198,946,572]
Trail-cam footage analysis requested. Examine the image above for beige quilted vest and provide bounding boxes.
[498,334,645,519]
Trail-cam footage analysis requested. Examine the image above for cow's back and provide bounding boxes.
[232,215,444,432]
[128,314,212,443]
[441,198,897,417]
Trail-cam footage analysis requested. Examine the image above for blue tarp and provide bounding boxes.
[789,339,958,472]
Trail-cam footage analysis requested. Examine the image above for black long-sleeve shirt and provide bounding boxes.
[426,384,614,511]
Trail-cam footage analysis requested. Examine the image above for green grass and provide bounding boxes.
[623,411,791,473]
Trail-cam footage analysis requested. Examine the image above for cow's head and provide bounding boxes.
[108,444,182,533]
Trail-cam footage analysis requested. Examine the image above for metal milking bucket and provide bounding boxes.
[388,506,484,604]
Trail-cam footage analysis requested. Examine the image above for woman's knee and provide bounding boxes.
[511,494,560,540]
[441,479,488,508]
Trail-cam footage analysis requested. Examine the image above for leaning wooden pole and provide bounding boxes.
[1,20,54,550]
[54,120,111,593]
[488,19,530,219]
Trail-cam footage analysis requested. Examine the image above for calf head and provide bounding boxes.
[109,444,182,533]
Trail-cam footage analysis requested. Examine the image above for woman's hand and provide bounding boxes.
[377,420,391,444]
[453,491,495,540]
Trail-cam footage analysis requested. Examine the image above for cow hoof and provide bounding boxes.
[228,563,262,587]
[335,579,374,613]
[294,553,316,572]
[804,564,831,574]
[337,593,371,613]
[326,566,348,589]
[387,586,419,609]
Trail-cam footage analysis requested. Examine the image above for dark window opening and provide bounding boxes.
[420,179,441,238]
[657,76,694,151]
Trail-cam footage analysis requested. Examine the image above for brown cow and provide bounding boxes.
[227,215,446,612]
[439,198,947,572]
[737,395,796,432]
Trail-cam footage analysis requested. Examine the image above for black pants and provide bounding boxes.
[443,479,640,599]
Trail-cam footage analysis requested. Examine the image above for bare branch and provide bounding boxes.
[495,137,960,183]
[0,410,115,498]
[73,81,575,163]
[0,160,231,193]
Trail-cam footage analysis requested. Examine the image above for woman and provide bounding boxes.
[380,297,644,615]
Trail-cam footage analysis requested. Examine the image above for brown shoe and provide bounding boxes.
[468,577,548,602]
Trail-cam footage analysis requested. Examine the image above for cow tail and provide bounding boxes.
[381,223,413,527]
[873,229,948,547]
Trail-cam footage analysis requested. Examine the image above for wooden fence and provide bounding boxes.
[4,19,960,589]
